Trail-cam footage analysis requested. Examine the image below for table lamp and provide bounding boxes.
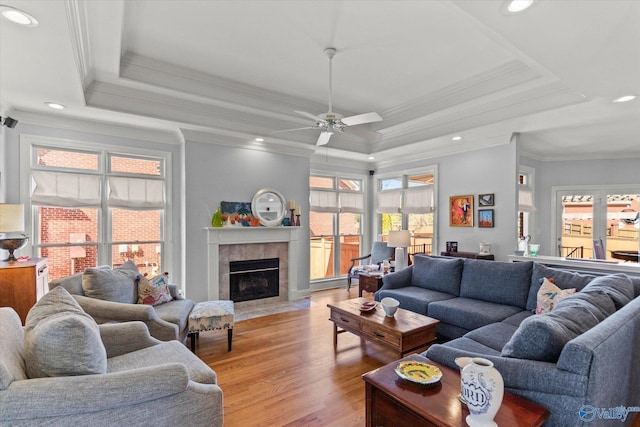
[0,204,29,261]
[388,230,411,271]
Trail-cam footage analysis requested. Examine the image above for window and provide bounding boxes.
[518,166,535,239]
[309,174,364,281]
[377,169,436,256]
[554,186,639,262]
[23,137,170,280]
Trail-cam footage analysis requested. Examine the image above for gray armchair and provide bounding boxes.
[347,241,395,290]
[0,306,223,426]
[49,262,194,343]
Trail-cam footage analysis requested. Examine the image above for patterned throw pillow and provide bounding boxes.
[136,272,173,306]
[535,277,576,314]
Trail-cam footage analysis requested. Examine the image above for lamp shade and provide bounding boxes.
[0,204,25,233]
[387,230,410,248]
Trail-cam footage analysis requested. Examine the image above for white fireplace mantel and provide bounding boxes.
[205,227,300,301]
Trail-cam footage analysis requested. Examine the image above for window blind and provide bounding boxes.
[376,191,402,213]
[31,171,101,208]
[310,190,338,213]
[403,187,434,214]
[339,192,364,213]
[108,177,165,210]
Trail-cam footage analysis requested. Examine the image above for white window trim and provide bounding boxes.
[19,134,173,272]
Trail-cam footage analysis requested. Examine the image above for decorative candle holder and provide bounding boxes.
[290,209,295,226]
[295,214,300,227]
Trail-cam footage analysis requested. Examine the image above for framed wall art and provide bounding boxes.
[449,195,473,227]
[479,193,494,206]
[478,209,494,228]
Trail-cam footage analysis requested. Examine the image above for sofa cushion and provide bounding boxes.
[427,297,523,331]
[501,310,533,327]
[49,265,110,295]
[24,287,107,378]
[464,322,519,352]
[82,261,139,304]
[526,263,596,311]
[409,256,464,296]
[459,259,533,309]
[580,273,634,309]
[535,278,576,314]
[0,308,28,389]
[376,286,456,316]
[153,299,195,332]
[501,299,603,362]
[554,290,616,321]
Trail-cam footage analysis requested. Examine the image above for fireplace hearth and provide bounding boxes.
[229,258,279,303]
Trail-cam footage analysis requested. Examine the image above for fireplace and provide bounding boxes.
[229,258,279,302]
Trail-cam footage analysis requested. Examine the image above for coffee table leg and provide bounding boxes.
[334,323,339,347]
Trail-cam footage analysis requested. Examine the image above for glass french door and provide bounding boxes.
[555,188,639,263]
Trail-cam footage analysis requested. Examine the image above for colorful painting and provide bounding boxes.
[479,209,494,228]
[450,195,474,227]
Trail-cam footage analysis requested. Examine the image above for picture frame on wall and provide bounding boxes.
[478,209,495,228]
[479,193,494,206]
[449,195,474,227]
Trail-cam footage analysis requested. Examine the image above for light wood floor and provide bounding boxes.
[195,287,399,427]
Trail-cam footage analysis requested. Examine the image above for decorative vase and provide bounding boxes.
[461,357,504,427]
[211,206,223,227]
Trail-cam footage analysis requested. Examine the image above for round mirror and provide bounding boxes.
[251,188,286,227]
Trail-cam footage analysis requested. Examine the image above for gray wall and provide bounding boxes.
[378,141,519,261]
[183,139,311,301]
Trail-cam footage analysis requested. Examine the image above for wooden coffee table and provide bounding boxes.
[327,298,439,358]
[362,354,549,427]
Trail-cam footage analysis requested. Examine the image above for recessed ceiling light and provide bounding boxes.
[368,156,375,160]
[613,95,637,103]
[0,6,38,27]
[254,137,264,142]
[452,136,463,141]
[45,102,66,110]
[506,0,534,13]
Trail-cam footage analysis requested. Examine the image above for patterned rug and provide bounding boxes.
[234,299,315,322]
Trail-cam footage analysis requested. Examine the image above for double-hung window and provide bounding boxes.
[22,136,170,280]
[376,169,436,255]
[309,174,364,280]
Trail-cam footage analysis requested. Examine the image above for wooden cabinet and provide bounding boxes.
[0,258,48,324]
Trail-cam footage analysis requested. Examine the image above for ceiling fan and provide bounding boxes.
[275,47,382,146]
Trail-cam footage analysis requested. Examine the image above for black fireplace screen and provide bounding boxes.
[229,258,279,302]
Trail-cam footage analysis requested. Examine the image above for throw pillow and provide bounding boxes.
[535,278,576,314]
[526,263,595,311]
[581,274,634,309]
[137,273,173,306]
[23,287,107,378]
[82,261,139,304]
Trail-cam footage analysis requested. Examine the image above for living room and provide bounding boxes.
[1,1,639,425]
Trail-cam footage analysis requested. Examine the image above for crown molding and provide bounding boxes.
[180,128,316,158]
[12,109,182,145]
[65,0,93,91]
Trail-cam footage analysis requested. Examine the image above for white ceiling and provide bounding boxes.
[1,0,639,166]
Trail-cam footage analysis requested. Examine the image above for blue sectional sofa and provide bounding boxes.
[375,255,640,427]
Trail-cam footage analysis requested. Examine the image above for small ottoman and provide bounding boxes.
[187,300,234,352]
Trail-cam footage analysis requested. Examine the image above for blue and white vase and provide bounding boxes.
[461,357,504,427]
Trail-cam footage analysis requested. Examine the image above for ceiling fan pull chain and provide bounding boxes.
[327,50,333,114]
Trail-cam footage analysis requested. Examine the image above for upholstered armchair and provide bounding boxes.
[0,288,223,426]
[347,241,395,290]
[48,261,194,343]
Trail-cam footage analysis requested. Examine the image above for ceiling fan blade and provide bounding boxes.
[341,112,382,126]
[295,110,326,122]
[343,126,381,141]
[317,132,332,146]
[272,126,318,134]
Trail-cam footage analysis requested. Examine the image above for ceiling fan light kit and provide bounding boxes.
[276,47,382,146]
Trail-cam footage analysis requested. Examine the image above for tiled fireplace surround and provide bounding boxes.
[206,227,300,306]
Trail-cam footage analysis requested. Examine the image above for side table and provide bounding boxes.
[362,354,549,427]
[358,272,384,297]
[440,251,495,260]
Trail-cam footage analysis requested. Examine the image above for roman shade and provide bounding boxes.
[376,191,402,214]
[108,177,165,210]
[339,192,364,213]
[310,190,338,213]
[519,188,536,212]
[403,187,434,214]
[31,171,101,208]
